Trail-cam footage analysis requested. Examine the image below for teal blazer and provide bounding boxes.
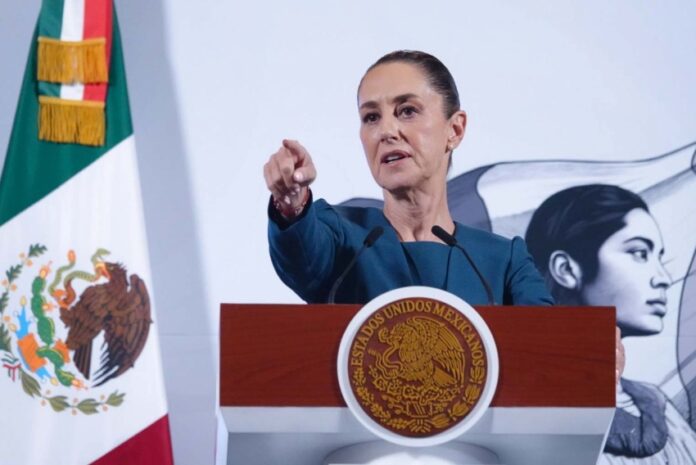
[268,198,554,306]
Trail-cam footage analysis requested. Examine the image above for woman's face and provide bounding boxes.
[580,208,671,337]
[357,62,461,194]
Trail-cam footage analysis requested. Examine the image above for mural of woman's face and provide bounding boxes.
[580,208,671,337]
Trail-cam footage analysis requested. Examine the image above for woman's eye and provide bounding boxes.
[629,249,649,262]
[362,113,379,124]
[398,106,417,118]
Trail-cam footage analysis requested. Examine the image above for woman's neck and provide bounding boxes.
[383,186,454,242]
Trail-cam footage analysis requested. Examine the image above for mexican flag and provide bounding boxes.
[0,1,173,464]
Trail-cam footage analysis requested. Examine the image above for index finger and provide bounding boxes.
[282,139,309,164]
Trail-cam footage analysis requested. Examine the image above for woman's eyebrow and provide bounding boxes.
[359,93,419,111]
[623,236,655,252]
[391,93,418,105]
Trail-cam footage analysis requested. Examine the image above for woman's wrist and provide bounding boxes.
[272,187,310,220]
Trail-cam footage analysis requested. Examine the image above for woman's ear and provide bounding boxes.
[447,110,467,151]
[548,250,583,290]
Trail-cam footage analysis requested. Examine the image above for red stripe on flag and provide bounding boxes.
[83,0,112,102]
[91,415,174,465]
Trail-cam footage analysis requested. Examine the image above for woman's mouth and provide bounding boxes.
[380,151,410,165]
[646,298,667,316]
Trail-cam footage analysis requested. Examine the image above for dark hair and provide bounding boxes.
[360,50,461,118]
[525,184,649,302]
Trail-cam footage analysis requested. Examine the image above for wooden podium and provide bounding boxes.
[219,304,616,465]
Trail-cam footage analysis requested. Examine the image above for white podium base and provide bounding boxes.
[221,406,615,465]
[323,441,501,465]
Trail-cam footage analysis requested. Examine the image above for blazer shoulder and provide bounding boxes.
[455,223,512,251]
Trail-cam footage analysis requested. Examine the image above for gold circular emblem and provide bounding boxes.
[348,297,488,437]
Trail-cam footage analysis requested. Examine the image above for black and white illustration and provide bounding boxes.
[344,141,696,462]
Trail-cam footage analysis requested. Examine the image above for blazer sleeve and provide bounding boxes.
[504,236,555,305]
[267,196,346,302]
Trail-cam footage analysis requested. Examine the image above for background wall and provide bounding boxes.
[1,1,695,464]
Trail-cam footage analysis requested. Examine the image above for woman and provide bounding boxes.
[526,184,696,464]
[263,50,554,306]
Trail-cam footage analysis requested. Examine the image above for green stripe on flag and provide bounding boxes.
[0,9,133,227]
[37,0,63,97]
[38,81,61,97]
[38,0,65,38]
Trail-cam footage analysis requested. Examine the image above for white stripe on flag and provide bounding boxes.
[60,0,85,41]
[60,0,85,100]
[0,136,169,465]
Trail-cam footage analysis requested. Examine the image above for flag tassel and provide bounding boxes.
[37,37,109,84]
[39,96,105,146]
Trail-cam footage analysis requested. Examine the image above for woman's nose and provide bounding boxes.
[651,261,672,289]
[379,116,399,143]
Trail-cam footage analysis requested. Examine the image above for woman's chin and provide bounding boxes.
[620,318,664,337]
[378,176,418,196]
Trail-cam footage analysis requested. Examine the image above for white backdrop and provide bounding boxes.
[1,2,696,464]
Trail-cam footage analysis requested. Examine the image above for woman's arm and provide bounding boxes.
[265,140,346,302]
[268,196,348,302]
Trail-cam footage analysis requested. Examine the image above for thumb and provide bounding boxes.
[292,163,316,186]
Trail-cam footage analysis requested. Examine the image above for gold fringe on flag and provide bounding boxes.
[37,37,108,84]
[39,96,105,146]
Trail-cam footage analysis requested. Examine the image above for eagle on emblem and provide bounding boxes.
[59,261,152,387]
[376,316,465,388]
